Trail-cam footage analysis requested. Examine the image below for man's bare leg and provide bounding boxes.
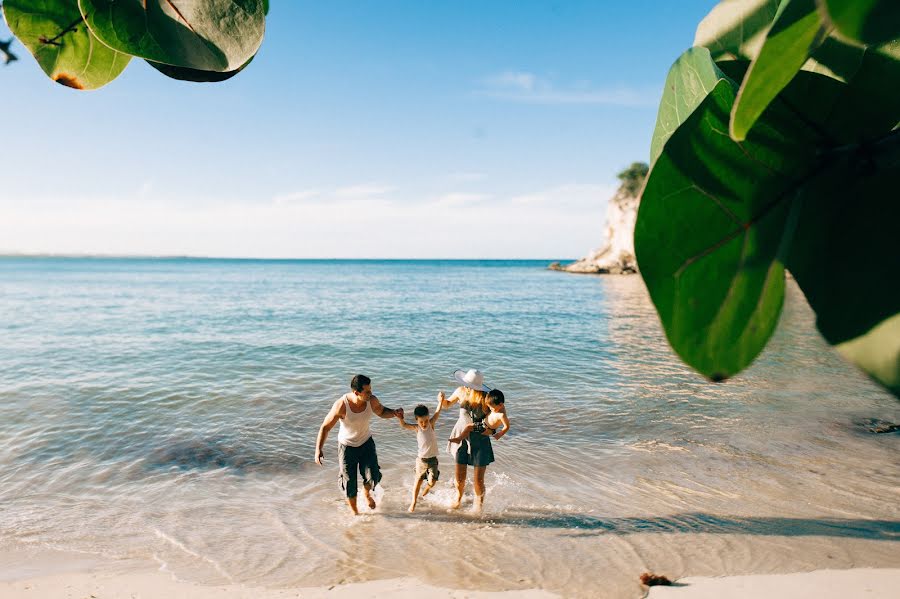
[346,496,360,515]
[451,463,466,509]
[408,477,424,512]
[362,483,376,510]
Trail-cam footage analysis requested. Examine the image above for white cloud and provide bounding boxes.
[511,183,618,210]
[334,183,396,199]
[0,182,615,259]
[478,70,654,106]
[272,189,321,206]
[447,172,488,183]
[431,192,493,208]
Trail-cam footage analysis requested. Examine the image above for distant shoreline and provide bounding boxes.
[0,254,571,263]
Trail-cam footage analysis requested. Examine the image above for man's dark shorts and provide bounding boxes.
[337,436,381,498]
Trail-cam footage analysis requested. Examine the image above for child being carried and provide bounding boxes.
[448,389,510,443]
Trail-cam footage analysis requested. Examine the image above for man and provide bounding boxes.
[314,374,404,515]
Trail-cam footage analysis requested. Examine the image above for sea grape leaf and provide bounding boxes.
[695,0,866,85]
[650,47,732,166]
[786,152,900,395]
[635,49,822,381]
[78,0,265,72]
[2,0,130,90]
[731,0,828,140]
[818,0,900,46]
[694,0,780,63]
[147,55,254,82]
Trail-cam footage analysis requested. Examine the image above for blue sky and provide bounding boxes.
[1,1,716,258]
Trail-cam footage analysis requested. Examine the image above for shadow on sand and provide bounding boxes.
[382,508,900,541]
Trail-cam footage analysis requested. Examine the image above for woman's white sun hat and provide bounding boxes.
[453,368,492,393]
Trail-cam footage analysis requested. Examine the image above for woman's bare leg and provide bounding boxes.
[452,463,467,509]
[473,466,487,513]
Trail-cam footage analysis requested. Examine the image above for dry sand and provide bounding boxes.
[3,565,900,599]
[646,568,900,599]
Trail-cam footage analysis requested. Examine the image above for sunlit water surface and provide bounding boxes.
[0,258,897,598]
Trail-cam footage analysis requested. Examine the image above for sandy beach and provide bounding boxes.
[2,556,900,599]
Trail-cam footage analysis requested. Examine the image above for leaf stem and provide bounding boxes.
[39,15,84,47]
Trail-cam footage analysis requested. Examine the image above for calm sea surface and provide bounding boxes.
[0,258,897,597]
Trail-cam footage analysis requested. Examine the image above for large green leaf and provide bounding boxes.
[78,0,265,72]
[638,42,900,396]
[786,147,900,394]
[2,0,130,89]
[695,0,866,84]
[731,0,828,140]
[147,55,254,82]
[694,0,781,63]
[636,49,822,381]
[650,48,731,166]
[818,0,900,46]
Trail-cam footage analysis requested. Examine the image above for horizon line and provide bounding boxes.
[0,253,573,262]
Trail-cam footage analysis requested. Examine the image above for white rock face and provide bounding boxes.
[550,185,640,275]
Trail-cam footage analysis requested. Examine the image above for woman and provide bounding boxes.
[445,368,496,512]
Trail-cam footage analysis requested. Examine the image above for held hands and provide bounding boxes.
[395,407,405,420]
[438,390,447,408]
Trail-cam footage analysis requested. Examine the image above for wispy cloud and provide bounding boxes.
[272,183,396,207]
[272,189,321,206]
[447,172,488,183]
[334,183,396,199]
[510,183,618,210]
[477,70,654,106]
[432,192,493,208]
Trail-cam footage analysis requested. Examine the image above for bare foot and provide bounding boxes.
[364,494,376,510]
[408,502,417,513]
[421,484,433,497]
[472,495,484,514]
[450,495,462,509]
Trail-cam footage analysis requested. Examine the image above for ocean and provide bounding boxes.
[0,258,897,598]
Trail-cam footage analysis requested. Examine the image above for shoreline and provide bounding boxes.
[2,550,898,599]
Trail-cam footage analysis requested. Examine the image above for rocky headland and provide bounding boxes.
[550,162,647,275]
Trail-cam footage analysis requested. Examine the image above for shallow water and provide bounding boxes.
[0,258,897,597]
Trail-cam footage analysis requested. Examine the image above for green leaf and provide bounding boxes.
[650,47,731,167]
[2,0,130,90]
[818,0,900,46]
[147,55,254,82]
[694,0,866,85]
[785,144,900,395]
[636,49,822,381]
[78,0,266,72]
[731,0,828,141]
[694,0,781,63]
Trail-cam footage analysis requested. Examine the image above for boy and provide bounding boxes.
[398,391,446,512]
[448,389,510,443]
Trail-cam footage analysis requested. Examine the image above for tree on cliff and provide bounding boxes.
[616,162,649,197]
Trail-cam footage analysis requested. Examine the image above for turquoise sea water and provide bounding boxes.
[1,258,897,597]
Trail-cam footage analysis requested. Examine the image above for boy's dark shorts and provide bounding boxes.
[415,456,440,484]
[337,437,381,498]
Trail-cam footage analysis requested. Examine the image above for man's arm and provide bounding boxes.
[314,399,344,465]
[370,395,404,420]
[430,391,446,425]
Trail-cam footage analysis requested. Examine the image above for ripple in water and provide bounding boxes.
[0,258,898,598]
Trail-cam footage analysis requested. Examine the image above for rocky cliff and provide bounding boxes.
[549,165,645,275]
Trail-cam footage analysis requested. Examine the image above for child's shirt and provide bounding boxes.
[417,423,438,459]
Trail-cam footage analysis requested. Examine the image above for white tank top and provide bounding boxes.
[417,424,438,459]
[337,395,372,447]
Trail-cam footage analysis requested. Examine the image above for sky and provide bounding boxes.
[0,1,717,259]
